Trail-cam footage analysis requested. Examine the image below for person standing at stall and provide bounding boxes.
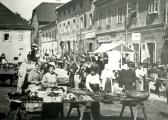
[27,63,42,90]
[101,64,115,92]
[68,58,77,88]
[85,66,102,120]
[41,64,64,119]
[135,63,146,91]
[41,65,58,87]
[17,59,29,93]
[123,63,136,91]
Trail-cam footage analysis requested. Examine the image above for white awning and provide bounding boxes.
[91,41,136,53]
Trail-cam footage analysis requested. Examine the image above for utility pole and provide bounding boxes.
[125,0,129,46]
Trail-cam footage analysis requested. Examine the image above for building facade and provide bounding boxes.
[56,0,96,54]
[93,0,168,64]
[0,3,31,63]
[39,21,58,57]
[31,2,62,46]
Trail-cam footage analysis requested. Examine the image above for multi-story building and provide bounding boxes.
[39,21,58,57]
[56,0,95,54]
[0,2,31,63]
[93,0,168,64]
[31,2,62,45]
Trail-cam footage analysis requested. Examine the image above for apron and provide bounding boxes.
[89,83,100,110]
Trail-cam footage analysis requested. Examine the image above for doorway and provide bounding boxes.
[146,42,156,64]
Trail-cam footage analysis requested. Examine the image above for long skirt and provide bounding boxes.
[104,77,113,93]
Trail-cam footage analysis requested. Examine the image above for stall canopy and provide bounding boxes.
[92,42,136,53]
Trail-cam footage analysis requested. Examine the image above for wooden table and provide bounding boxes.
[6,94,148,120]
[0,68,16,86]
[119,98,147,120]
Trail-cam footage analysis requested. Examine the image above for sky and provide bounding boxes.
[0,0,70,20]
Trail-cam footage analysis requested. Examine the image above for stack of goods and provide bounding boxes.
[64,93,93,102]
[8,91,43,102]
[67,88,92,95]
[8,91,44,113]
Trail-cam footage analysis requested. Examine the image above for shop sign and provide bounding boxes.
[85,32,96,39]
[98,36,111,43]
[132,33,141,42]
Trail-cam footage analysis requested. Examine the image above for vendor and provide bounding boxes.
[86,67,102,92]
[41,65,58,87]
[0,53,8,68]
[85,66,102,120]
[27,63,42,88]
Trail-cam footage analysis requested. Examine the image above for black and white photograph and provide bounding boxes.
[0,0,168,120]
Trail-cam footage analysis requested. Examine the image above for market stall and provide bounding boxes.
[6,85,149,120]
[91,42,136,69]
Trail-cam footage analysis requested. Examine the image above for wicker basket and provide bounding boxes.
[24,102,43,113]
[104,94,119,101]
[127,91,150,101]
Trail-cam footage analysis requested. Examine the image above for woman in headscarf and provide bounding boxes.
[101,64,115,93]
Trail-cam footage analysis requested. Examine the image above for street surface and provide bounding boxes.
[0,68,168,120]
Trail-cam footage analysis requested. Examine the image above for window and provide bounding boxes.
[68,8,71,14]
[67,21,71,31]
[19,48,23,50]
[4,33,9,40]
[107,10,112,23]
[73,19,76,30]
[117,7,123,23]
[148,0,160,14]
[73,6,76,11]
[80,17,83,28]
[42,34,44,42]
[80,2,83,8]
[46,33,48,41]
[89,13,93,26]
[19,34,23,41]
[63,10,66,15]
[55,30,57,40]
[84,14,87,28]
[49,32,51,41]
[98,13,102,27]
[52,31,54,40]
[63,23,66,32]
[89,43,93,52]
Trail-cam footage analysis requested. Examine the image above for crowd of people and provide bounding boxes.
[1,51,168,119]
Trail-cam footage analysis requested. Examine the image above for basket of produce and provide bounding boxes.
[126,91,150,101]
[24,102,43,113]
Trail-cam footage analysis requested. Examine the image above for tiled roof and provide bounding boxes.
[0,2,31,30]
[32,2,63,22]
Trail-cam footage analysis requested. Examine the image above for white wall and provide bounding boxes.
[0,30,31,63]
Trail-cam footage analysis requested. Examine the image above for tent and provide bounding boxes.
[92,42,136,53]
[91,41,137,68]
